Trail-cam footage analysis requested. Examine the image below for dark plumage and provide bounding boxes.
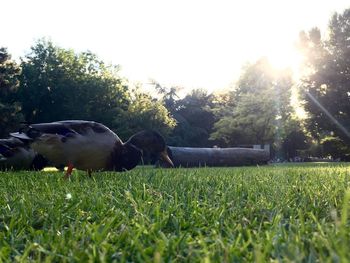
[10,120,173,178]
[126,130,174,167]
[0,137,47,171]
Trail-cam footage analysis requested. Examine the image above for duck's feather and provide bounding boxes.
[13,120,123,171]
[0,138,37,170]
[0,147,36,169]
[0,144,13,158]
[22,120,116,137]
[0,137,26,148]
[0,138,26,158]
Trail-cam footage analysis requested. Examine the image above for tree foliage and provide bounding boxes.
[211,58,295,149]
[15,40,175,138]
[17,40,130,129]
[115,90,176,140]
[0,48,22,137]
[152,82,217,147]
[321,136,350,160]
[299,8,350,145]
[280,119,310,160]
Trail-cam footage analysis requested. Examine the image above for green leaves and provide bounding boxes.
[0,48,23,137]
[211,58,295,148]
[299,8,350,149]
[12,39,175,138]
[116,91,176,140]
[17,39,129,125]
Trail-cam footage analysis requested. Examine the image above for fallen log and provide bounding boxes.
[163,146,270,167]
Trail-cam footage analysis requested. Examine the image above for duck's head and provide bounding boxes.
[126,130,174,167]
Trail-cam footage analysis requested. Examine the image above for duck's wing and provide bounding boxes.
[11,120,122,144]
[56,120,118,137]
[56,120,123,145]
[10,122,77,141]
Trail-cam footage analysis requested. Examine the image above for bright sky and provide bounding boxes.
[2,0,349,93]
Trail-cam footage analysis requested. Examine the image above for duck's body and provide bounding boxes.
[0,137,47,171]
[26,121,122,171]
[11,120,173,177]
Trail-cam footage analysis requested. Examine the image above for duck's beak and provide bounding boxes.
[10,132,32,141]
[159,150,174,168]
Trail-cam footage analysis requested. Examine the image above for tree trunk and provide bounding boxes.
[163,146,270,167]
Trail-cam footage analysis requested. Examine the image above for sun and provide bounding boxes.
[265,45,307,119]
[266,47,303,77]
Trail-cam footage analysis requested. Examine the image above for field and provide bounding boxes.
[1,163,350,262]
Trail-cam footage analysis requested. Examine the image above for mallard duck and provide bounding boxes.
[126,130,174,166]
[10,120,174,178]
[0,137,48,171]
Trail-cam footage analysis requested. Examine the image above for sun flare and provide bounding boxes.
[266,47,303,75]
[266,45,306,119]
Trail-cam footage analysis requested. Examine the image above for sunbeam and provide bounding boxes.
[305,90,350,138]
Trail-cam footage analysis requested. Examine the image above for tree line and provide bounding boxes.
[1,8,350,160]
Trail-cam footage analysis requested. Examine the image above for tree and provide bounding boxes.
[17,39,130,129]
[280,119,310,160]
[151,79,182,113]
[321,136,350,160]
[211,90,277,145]
[211,58,295,150]
[299,9,350,146]
[169,89,217,147]
[0,48,22,137]
[115,90,176,140]
[16,40,176,141]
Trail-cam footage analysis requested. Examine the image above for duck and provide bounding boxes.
[0,137,48,171]
[10,120,174,178]
[125,130,174,166]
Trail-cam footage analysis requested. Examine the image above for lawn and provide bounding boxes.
[1,163,350,262]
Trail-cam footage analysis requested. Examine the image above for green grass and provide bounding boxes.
[1,163,350,262]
